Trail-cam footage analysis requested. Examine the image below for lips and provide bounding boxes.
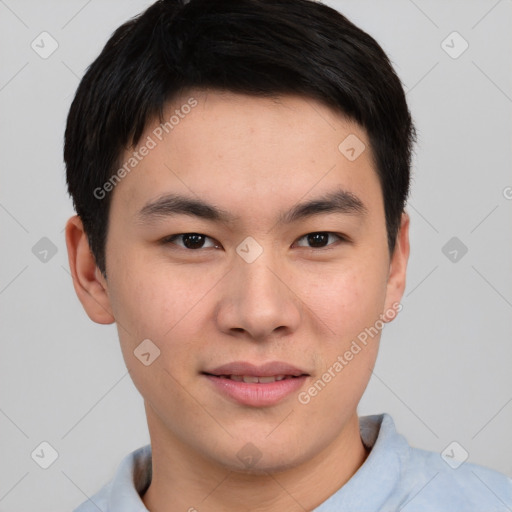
[203,361,309,407]
[216,375,293,383]
[204,361,307,378]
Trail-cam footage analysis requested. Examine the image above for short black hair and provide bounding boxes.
[65,0,415,276]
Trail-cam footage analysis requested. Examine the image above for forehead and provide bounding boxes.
[110,90,383,226]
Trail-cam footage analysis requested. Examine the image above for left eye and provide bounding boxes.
[294,232,344,249]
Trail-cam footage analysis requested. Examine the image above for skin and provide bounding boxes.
[65,90,409,512]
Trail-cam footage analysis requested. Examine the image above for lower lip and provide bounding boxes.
[204,375,307,407]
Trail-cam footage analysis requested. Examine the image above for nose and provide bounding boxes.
[215,250,302,341]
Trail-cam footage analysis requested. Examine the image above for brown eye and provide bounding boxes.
[295,232,344,249]
[164,233,218,250]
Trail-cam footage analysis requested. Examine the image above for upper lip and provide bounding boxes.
[204,361,309,377]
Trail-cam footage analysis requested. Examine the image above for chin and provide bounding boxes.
[222,453,308,476]
[212,435,314,475]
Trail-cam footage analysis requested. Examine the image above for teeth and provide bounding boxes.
[224,374,293,383]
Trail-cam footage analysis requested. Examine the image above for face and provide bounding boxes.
[68,90,408,473]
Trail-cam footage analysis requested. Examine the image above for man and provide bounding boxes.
[64,0,512,510]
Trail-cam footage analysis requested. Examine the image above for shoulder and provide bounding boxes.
[398,444,512,509]
[354,413,512,511]
[316,413,512,512]
[72,444,152,512]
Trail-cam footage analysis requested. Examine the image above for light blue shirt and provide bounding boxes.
[74,413,512,511]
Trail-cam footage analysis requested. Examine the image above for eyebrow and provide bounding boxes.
[136,187,367,226]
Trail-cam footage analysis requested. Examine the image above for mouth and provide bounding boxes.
[208,374,300,383]
[202,361,309,407]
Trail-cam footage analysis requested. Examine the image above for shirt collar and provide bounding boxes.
[108,444,152,511]
[313,413,408,511]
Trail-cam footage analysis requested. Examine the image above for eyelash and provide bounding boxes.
[161,232,348,251]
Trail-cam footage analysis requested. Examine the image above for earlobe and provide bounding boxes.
[383,212,410,322]
[65,215,115,324]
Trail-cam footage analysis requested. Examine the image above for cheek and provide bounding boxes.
[295,266,385,418]
[107,267,202,410]
[106,256,221,386]
[297,258,388,341]
[107,255,211,338]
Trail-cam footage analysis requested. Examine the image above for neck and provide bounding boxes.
[142,408,369,512]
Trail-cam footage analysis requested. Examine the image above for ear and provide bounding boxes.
[383,212,410,322]
[65,215,115,324]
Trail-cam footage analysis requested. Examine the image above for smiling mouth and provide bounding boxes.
[202,365,309,407]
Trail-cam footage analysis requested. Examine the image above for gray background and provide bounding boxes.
[1,1,511,510]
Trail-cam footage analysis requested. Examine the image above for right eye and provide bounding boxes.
[161,233,221,250]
